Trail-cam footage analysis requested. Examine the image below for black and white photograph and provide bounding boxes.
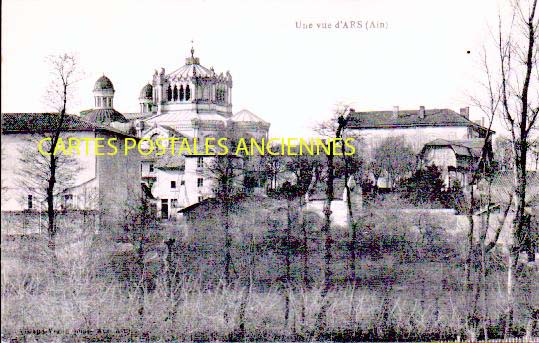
[1,0,538,341]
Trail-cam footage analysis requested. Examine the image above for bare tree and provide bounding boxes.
[206,152,245,288]
[313,113,349,338]
[16,54,80,262]
[476,0,539,337]
[371,136,416,189]
[204,131,246,326]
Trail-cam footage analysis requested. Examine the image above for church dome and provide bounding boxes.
[167,62,213,80]
[94,75,114,91]
[140,83,153,99]
[165,47,229,82]
[83,108,128,124]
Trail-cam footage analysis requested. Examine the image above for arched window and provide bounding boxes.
[179,85,184,101]
[216,87,226,102]
[185,85,191,100]
[173,85,178,101]
[167,85,172,101]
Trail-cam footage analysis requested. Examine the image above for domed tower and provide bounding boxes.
[139,83,154,115]
[83,75,128,125]
[151,47,233,117]
[94,75,115,109]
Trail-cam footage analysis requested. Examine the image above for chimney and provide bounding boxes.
[460,107,470,119]
[392,106,399,118]
[419,106,425,119]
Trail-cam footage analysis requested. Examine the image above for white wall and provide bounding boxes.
[1,132,98,211]
[354,126,470,158]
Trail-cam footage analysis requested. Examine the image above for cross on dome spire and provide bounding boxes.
[185,40,199,65]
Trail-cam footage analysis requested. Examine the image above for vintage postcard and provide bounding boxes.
[1,0,538,341]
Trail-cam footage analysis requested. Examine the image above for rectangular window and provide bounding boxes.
[197,157,204,168]
[27,194,33,209]
[198,196,203,202]
[180,180,185,185]
[171,181,176,189]
[149,164,154,172]
[197,178,203,187]
[171,199,178,208]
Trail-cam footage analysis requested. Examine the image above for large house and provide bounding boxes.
[346,106,493,188]
[1,113,141,232]
[346,106,490,156]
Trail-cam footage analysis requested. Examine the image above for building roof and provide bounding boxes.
[94,75,114,91]
[168,62,213,80]
[164,49,231,82]
[423,138,486,158]
[347,108,489,130]
[123,112,152,120]
[145,110,227,127]
[230,109,268,124]
[81,108,129,124]
[178,197,217,213]
[1,113,134,137]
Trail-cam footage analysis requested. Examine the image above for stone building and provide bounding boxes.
[346,106,493,188]
[346,106,490,157]
[1,113,141,233]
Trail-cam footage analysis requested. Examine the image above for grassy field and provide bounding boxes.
[1,199,537,341]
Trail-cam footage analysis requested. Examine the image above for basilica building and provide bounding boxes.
[81,48,271,219]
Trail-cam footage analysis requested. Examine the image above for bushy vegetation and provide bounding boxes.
[2,197,536,341]
[399,165,466,211]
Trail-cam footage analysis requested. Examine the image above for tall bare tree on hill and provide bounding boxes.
[495,0,538,337]
[471,0,539,338]
[17,54,81,262]
[313,108,351,337]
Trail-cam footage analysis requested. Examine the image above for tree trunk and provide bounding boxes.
[137,235,145,328]
[47,153,58,267]
[284,198,292,328]
[165,238,177,324]
[314,148,335,338]
[299,195,308,329]
[344,173,358,324]
[236,234,255,341]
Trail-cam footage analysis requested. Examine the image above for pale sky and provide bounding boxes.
[2,0,509,137]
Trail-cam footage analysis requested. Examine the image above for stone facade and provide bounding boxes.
[0,113,141,232]
[346,106,492,188]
